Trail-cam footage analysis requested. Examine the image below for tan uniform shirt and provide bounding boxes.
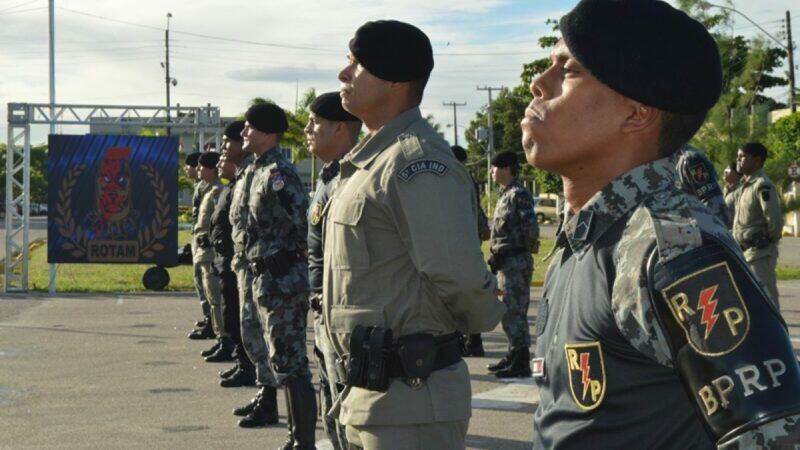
[193,180,222,264]
[322,107,505,427]
[732,168,783,261]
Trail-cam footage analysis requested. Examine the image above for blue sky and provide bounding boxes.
[0,0,796,145]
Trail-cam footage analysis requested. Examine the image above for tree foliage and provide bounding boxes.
[765,113,800,188]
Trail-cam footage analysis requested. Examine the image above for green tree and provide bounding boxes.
[765,113,800,188]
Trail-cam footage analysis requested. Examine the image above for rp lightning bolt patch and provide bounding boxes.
[565,342,606,411]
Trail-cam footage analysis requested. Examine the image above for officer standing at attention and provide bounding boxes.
[723,163,741,219]
[194,152,234,362]
[243,102,317,448]
[230,118,280,428]
[304,91,362,450]
[325,20,505,449]
[451,144,491,358]
[733,142,784,310]
[675,145,731,227]
[186,151,214,340]
[212,122,257,386]
[486,151,539,379]
[523,1,800,448]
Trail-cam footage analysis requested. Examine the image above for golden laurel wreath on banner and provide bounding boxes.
[55,164,89,258]
[55,164,171,260]
[137,165,171,259]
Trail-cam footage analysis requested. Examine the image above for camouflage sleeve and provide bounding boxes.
[718,414,800,449]
[756,181,784,242]
[257,168,309,258]
[516,191,540,251]
[476,197,491,241]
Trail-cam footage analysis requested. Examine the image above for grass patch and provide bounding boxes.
[777,266,800,281]
[26,230,195,293]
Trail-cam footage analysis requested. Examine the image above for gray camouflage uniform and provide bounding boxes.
[194,179,224,337]
[246,147,311,384]
[490,179,539,350]
[675,145,731,228]
[533,156,800,449]
[229,154,278,388]
[192,180,211,313]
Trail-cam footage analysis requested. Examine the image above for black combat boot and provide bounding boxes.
[205,337,235,362]
[279,389,294,450]
[195,318,207,328]
[232,389,262,417]
[188,322,215,340]
[487,351,512,372]
[494,347,532,379]
[284,377,317,449]
[220,367,257,387]
[238,386,279,427]
[219,364,239,379]
[465,334,485,357]
[201,339,222,357]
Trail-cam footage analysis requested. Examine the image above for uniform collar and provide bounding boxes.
[235,154,254,178]
[343,107,422,170]
[319,159,341,183]
[743,168,765,186]
[559,155,677,253]
[254,146,284,166]
[500,178,521,194]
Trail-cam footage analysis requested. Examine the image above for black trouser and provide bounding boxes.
[218,268,243,349]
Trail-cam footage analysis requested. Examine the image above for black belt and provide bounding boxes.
[387,332,462,379]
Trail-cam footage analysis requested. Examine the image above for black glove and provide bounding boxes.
[196,235,211,249]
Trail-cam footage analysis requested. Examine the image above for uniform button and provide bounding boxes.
[416,359,423,367]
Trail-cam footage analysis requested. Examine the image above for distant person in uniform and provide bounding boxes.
[675,145,731,227]
[486,151,540,379]
[186,152,215,340]
[723,162,741,220]
[733,142,784,309]
[451,144,491,358]
[522,1,800,448]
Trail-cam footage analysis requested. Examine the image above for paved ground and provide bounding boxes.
[2,282,800,449]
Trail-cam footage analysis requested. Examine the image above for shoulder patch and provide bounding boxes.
[564,342,606,411]
[310,201,325,226]
[397,159,448,182]
[691,163,710,184]
[661,261,750,357]
[269,170,285,191]
[759,187,771,202]
[398,133,425,161]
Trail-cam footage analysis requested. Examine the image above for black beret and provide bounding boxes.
[491,151,518,168]
[185,152,201,166]
[741,142,768,160]
[349,20,433,82]
[310,92,360,122]
[451,145,467,163]
[560,0,722,114]
[245,103,288,134]
[224,120,245,141]
[198,152,220,169]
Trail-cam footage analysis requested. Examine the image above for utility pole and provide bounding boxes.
[442,101,466,146]
[165,12,173,136]
[788,11,796,113]
[48,0,56,295]
[477,86,503,210]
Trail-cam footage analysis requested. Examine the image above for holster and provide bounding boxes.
[247,250,298,277]
[346,325,390,390]
[213,238,233,257]
[196,235,211,249]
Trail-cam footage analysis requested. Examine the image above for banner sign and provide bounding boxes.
[47,134,178,265]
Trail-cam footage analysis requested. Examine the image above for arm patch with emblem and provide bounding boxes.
[759,187,770,202]
[647,235,800,444]
[397,159,448,182]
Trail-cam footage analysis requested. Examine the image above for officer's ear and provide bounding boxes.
[620,100,660,136]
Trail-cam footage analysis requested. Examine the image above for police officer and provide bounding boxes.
[733,142,784,310]
[723,162,740,220]
[523,1,800,448]
[186,151,215,340]
[676,145,731,227]
[325,20,505,449]
[486,151,539,378]
[304,91,361,450]
[229,121,281,428]
[451,145,491,358]
[194,152,235,361]
[211,122,257,385]
[242,102,316,447]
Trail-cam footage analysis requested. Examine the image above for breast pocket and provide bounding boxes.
[329,194,370,270]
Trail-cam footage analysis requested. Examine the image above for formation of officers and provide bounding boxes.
[177,0,800,448]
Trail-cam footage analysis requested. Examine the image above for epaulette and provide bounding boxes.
[398,133,425,161]
[642,190,703,264]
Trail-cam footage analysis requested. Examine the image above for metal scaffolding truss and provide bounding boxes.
[4,102,222,293]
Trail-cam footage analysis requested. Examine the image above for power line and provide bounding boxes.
[0,5,45,15]
[0,0,38,13]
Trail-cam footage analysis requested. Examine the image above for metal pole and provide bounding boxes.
[442,101,466,146]
[477,86,503,211]
[165,13,172,136]
[48,0,56,295]
[787,11,796,113]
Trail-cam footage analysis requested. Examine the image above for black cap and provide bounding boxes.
[185,152,201,166]
[224,120,245,141]
[451,145,467,163]
[245,103,288,134]
[349,20,434,82]
[198,152,220,169]
[560,0,722,114]
[491,151,518,168]
[310,92,360,122]
[741,142,768,160]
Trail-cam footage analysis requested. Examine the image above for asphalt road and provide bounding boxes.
[2,282,800,449]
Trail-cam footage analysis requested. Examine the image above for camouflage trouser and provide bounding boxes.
[497,254,533,349]
[193,261,209,317]
[747,251,780,311]
[199,261,225,338]
[255,287,311,385]
[234,264,278,388]
[314,312,348,450]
